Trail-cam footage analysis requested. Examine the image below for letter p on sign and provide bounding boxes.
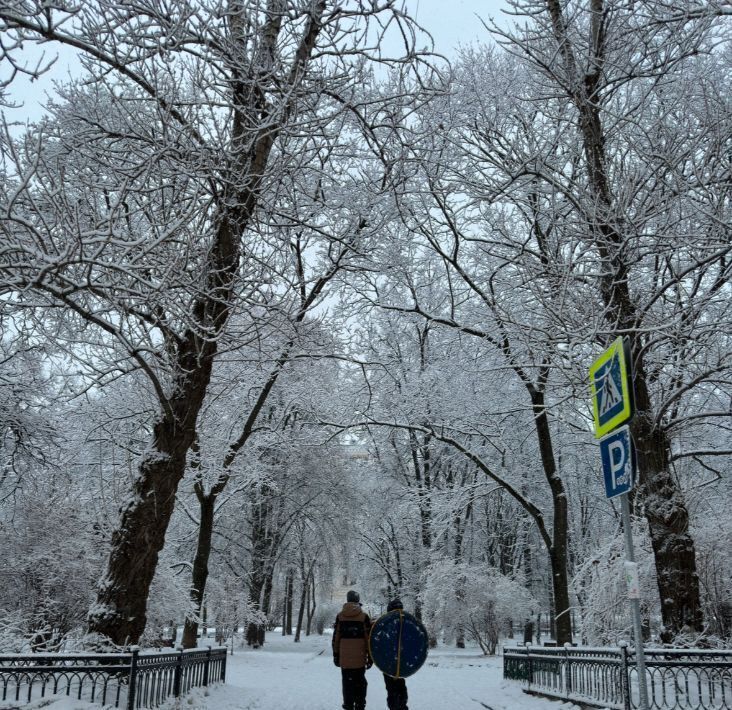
[599,425,636,499]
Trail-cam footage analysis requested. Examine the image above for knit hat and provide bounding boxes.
[387,598,403,612]
[346,590,360,603]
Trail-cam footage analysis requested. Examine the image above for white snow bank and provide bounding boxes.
[174,633,589,710]
[0,635,595,710]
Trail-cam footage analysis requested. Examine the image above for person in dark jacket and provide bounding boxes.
[381,598,409,710]
[333,590,372,710]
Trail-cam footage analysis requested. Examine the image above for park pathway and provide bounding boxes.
[177,633,587,710]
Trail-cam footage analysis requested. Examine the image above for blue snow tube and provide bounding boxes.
[369,610,429,678]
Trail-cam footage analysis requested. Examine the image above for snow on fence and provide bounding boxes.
[503,644,732,710]
[0,646,227,709]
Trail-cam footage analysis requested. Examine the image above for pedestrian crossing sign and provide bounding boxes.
[589,337,634,438]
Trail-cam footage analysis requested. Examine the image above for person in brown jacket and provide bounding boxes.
[332,590,372,710]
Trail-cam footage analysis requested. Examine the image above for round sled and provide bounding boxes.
[369,610,429,678]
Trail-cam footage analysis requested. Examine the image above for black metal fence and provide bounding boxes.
[504,644,732,710]
[0,646,227,709]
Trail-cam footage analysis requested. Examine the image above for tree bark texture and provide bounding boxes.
[542,0,704,639]
[247,567,269,647]
[246,485,282,647]
[294,574,307,642]
[285,572,294,635]
[579,81,704,640]
[306,574,316,636]
[532,392,573,646]
[632,373,704,638]
[181,487,217,649]
[88,341,216,645]
[85,1,327,645]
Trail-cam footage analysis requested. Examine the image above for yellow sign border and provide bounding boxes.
[589,336,633,439]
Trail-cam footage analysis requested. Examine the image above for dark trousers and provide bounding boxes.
[383,674,408,710]
[341,667,367,710]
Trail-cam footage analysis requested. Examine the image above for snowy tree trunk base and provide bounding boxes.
[182,491,217,649]
[635,421,704,641]
[88,443,190,646]
[643,471,704,642]
[87,364,212,646]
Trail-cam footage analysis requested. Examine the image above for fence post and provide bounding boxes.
[564,642,573,699]
[221,648,227,683]
[203,646,211,687]
[127,647,140,710]
[619,642,632,710]
[173,646,183,698]
[525,644,533,689]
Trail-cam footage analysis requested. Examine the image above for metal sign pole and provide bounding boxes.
[590,337,651,710]
[620,493,650,710]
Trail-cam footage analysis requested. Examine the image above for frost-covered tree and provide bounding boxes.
[0,330,57,502]
[0,0,435,645]
[340,92,580,641]
[0,459,103,651]
[0,0,729,654]
[488,0,732,641]
[346,0,731,643]
[423,560,535,654]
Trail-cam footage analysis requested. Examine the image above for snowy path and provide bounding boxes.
[181,634,584,710]
[0,635,586,710]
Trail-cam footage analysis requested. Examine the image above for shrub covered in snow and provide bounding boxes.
[422,559,536,654]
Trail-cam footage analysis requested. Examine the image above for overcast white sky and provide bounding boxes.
[411,0,508,50]
[3,0,509,125]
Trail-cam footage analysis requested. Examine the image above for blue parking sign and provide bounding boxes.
[600,425,636,498]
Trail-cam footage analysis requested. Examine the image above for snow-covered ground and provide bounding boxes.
[0,634,586,710]
[165,633,583,710]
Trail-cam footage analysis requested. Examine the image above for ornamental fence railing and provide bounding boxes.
[0,646,227,709]
[503,643,732,710]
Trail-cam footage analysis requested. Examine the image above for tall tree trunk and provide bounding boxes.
[181,492,214,649]
[294,574,307,642]
[632,371,704,639]
[84,0,327,647]
[454,498,470,649]
[581,65,703,641]
[247,516,270,648]
[595,165,704,640]
[182,477,226,649]
[455,583,466,649]
[281,593,287,636]
[247,489,282,647]
[263,571,275,616]
[306,574,316,636]
[88,347,216,645]
[542,0,704,641]
[531,389,573,646]
[285,572,294,635]
[247,551,268,644]
[407,423,435,646]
